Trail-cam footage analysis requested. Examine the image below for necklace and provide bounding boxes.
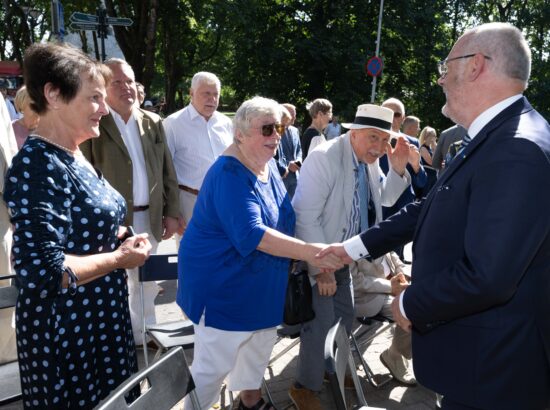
[33,134,82,156]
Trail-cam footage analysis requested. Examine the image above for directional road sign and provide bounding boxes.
[70,22,98,31]
[106,16,133,26]
[366,56,384,77]
[70,12,98,23]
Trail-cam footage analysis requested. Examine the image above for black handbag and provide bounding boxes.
[283,260,315,325]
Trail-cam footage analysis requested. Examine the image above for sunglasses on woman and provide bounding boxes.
[254,123,286,136]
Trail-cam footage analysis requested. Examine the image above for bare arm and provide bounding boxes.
[420,146,433,166]
[257,227,343,270]
[62,232,152,287]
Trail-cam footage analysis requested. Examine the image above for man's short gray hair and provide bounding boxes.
[191,71,221,91]
[463,22,531,86]
[233,96,281,143]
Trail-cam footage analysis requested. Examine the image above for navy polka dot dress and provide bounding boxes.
[3,137,138,409]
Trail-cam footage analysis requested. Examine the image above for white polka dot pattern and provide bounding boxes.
[4,138,138,409]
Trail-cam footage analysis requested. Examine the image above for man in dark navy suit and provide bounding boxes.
[319,22,550,409]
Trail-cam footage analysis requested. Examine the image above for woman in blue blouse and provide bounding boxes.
[178,97,342,410]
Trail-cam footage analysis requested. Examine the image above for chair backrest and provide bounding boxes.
[325,319,369,410]
[139,254,178,282]
[0,274,17,310]
[94,347,200,410]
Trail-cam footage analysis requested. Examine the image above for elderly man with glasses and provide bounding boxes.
[319,22,550,410]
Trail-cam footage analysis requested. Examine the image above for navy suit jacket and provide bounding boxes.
[275,125,302,198]
[360,97,550,409]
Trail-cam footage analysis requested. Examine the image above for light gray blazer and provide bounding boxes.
[292,132,410,277]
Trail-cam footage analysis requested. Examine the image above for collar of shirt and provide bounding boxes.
[110,106,136,127]
[468,94,523,139]
[188,103,218,123]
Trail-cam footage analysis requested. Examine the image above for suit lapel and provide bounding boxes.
[134,109,156,196]
[341,134,355,218]
[100,112,131,157]
[413,97,530,243]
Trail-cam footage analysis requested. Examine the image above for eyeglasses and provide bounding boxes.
[253,123,286,137]
[393,112,402,118]
[437,53,492,76]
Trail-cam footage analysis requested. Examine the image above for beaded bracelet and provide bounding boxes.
[64,266,79,295]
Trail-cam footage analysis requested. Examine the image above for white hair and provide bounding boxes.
[233,96,281,143]
[191,71,221,91]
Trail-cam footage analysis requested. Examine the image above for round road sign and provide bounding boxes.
[366,56,384,77]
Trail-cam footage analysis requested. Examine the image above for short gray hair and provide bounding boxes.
[382,97,405,115]
[233,96,281,143]
[191,71,221,91]
[462,22,531,86]
[305,98,332,119]
[104,58,135,79]
[403,115,420,129]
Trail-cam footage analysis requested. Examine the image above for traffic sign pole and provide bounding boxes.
[68,3,133,62]
[370,0,384,103]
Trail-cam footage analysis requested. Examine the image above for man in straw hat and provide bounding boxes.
[289,104,422,409]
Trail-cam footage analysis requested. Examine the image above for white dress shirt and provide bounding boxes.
[111,108,149,207]
[163,104,233,190]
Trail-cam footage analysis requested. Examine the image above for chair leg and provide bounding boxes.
[350,333,392,388]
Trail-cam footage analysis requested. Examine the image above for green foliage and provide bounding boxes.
[2,0,549,126]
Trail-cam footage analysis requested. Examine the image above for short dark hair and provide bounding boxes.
[24,42,111,114]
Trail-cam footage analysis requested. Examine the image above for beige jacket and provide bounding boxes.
[352,252,406,317]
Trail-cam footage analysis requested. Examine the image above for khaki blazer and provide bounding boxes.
[81,108,180,241]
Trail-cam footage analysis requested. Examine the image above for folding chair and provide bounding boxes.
[94,346,200,410]
[324,319,385,410]
[138,254,194,367]
[262,325,301,409]
[0,273,22,405]
[350,314,393,388]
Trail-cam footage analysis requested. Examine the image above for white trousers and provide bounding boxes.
[127,210,159,345]
[185,317,277,410]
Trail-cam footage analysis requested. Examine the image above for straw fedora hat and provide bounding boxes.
[342,104,401,138]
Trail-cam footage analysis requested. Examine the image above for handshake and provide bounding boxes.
[302,242,354,272]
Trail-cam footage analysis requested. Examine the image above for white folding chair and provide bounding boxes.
[325,319,385,410]
[94,346,200,410]
[138,254,194,367]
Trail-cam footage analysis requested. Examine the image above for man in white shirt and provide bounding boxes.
[81,59,180,346]
[163,72,233,231]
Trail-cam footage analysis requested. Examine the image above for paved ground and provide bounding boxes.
[151,239,438,410]
[1,239,438,410]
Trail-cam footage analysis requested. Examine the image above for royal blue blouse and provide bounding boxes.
[177,156,295,331]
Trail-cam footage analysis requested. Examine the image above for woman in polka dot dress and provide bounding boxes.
[3,43,152,409]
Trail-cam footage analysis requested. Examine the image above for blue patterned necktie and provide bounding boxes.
[358,163,373,232]
[461,134,472,150]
